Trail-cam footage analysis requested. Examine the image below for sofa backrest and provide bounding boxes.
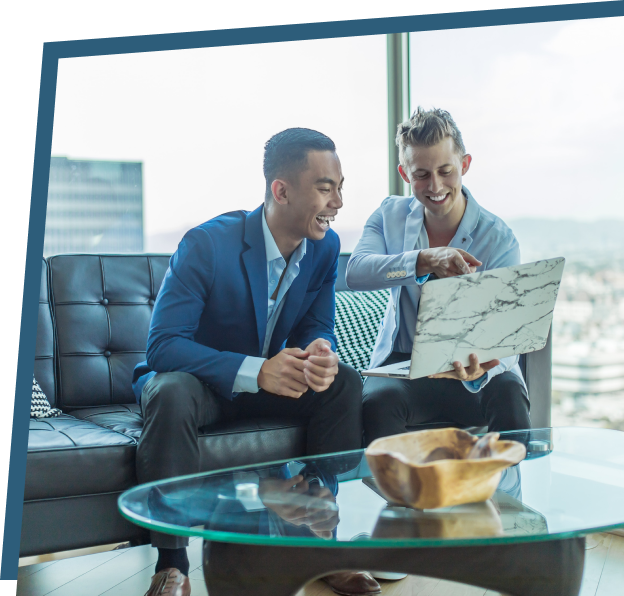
[48,255,170,411]
[34,258,56,406]
[43,251,551,426]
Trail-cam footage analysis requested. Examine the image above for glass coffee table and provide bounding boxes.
[119,428,624,596]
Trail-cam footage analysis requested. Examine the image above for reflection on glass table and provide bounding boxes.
[119,428,624,596]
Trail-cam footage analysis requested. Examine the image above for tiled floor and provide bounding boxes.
[17,532,624,596]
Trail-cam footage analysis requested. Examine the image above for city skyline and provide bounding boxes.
[50,18,624,240]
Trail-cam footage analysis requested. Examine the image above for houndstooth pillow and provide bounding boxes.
[335,290,390,372]
[31,376,62,418]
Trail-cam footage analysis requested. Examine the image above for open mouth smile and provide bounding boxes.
[427,193,449,203]
[315,214,335,231]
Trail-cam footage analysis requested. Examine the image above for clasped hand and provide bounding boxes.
[257,338,339,398]
[259,475,338,539]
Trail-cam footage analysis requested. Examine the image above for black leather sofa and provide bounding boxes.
[22,253,552,557]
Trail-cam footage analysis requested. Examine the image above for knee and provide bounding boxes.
[482,374,530,429]
[362,382,401,420]
[485,375,529,407]
[142,372,202,419]
[336,363,363,393]
[318,363,362,414]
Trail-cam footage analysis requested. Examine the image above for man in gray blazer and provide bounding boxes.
[346,107,531,444]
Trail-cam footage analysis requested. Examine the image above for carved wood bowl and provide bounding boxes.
[365,428,526,510]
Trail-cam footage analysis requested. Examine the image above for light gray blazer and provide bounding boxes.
[346,186,526,392]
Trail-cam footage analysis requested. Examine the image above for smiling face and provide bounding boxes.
[273,150,344,242]
[399,136,472,224]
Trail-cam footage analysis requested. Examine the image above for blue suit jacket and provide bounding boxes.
[132,205,339,401]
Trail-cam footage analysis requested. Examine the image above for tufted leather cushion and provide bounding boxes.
[49,254,170,410]
[71,405,307,472]
[25,414,137,500]
[34,258,56,406]
[71,404,143,438]
[197,419,307,472]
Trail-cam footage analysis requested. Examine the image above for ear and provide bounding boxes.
[398,164,410,184]
[461,154,472,176]
[271,179,289,205]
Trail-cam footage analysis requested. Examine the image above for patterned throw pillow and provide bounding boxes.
[31,376,62,418]
[335,290,390,372]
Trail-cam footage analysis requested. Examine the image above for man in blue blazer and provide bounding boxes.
[347,108,531,446]
[132,129,375,596]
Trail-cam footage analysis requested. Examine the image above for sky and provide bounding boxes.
[410,17,624,224]
[51,35,389,248]
[50,16,624,252]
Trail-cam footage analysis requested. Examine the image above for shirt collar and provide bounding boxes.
[408,185,480,235]
[262,207,307,264]
[458,186,480,236]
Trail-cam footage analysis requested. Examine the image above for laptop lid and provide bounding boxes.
[407,257,565,379]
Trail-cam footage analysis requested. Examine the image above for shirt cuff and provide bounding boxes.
[463,371,489,393]
[232,356,266,394]
[407,249,429,284]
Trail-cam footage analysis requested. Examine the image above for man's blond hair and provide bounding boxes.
[396,107,466,165]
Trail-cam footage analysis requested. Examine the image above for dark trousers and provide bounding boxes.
[136,363,363,548]
[362,352,531,446]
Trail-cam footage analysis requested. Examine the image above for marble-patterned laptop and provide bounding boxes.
[362,257,565,380]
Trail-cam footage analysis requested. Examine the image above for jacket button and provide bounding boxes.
[104,350,111,358]
[386,273,391,279]
[101,298,109,306]
[400,270,406,276]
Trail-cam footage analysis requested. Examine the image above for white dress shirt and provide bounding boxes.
[232,208,307,393]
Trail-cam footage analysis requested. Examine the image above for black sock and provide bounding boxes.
[155,547,189,577]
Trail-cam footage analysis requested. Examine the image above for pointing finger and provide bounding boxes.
[456,249,482,266]
[453,254,471,275]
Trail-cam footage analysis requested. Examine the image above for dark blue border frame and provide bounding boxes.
[5,1,623,580]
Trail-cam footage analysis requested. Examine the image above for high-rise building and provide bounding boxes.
[44,157,144,256]
[553,349,624,395]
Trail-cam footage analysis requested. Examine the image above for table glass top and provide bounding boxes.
[119,428,624,547]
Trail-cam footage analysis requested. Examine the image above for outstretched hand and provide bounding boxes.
[428,353,500,382]
[417,247,482,278]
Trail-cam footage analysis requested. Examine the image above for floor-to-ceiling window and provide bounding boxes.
[49,35,388,255]
[49,21,624,429]
[409,17,624,430]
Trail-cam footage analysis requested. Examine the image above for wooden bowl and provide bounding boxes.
[365,428,526,510]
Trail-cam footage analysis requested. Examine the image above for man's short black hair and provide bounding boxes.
[263,128,336,201]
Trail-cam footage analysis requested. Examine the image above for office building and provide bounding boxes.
[553,349,624,395]
[44,156,144,255]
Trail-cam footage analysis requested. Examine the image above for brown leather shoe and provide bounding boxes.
[322,571,381,595]
[144,568,191,596]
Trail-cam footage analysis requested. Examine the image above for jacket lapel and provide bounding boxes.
[403,197,425,252]
[242,206,268,356]
[269,241,315,355]
[449,187,479,253]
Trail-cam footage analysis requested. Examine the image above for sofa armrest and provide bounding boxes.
[523,326,552,428]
